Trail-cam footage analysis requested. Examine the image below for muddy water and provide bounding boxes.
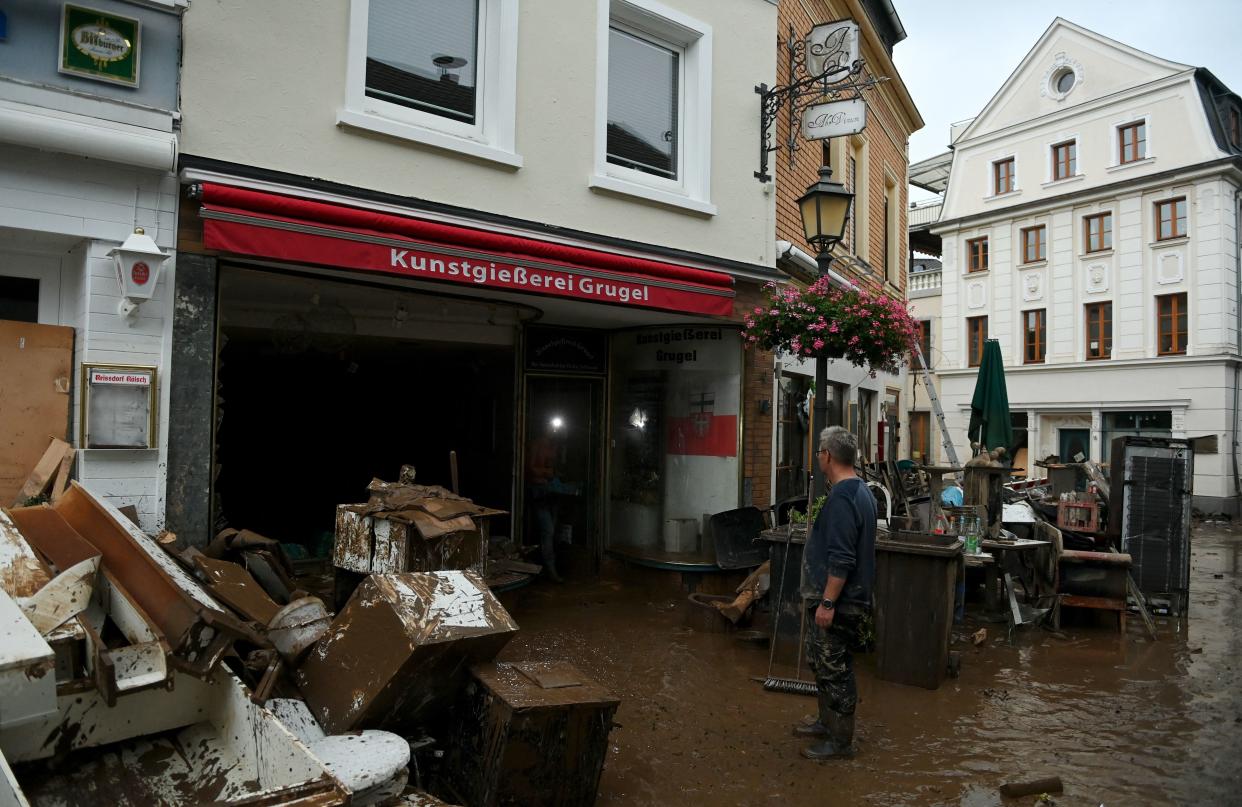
[502,525,1242,806]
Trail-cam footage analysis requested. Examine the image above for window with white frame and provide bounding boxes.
[340,0,520,167]
[592,0,713,214]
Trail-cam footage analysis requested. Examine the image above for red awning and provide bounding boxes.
[198,183,735,316]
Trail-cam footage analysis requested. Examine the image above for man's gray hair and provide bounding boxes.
[819,426,857,466]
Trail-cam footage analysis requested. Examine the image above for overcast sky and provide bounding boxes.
[892,0,1242,171]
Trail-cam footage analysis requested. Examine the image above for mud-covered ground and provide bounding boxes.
[502,524,1242,806]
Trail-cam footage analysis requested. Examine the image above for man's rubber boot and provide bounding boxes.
[801,712,855,760]
[792,691,831,738]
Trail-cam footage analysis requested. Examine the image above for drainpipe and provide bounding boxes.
[775,240,857,290]
[1233,192,1241,500]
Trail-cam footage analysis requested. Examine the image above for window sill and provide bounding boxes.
[1042,174,1085,189]
[1082,249,1114,259]
[984,190,1022,203]
[1019,260,1047,269]
[588,173,717,216]
[1107,157,1155,173]
[1151,236,1190,249]
[337,108,523,169]
[964,269,990,277]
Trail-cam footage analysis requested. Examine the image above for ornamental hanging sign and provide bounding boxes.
[800,98,867,141]
[754,19,885,182]
[59,4,141,88]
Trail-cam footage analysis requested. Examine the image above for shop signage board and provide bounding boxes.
[81,364,156,449]
[805,19,859,79]
[201,215,735,317]
[59,4,141,87]
[525,327,608,374]
[800,98,867,141]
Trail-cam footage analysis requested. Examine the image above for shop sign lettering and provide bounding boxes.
[800,98,867,141]
[90,370,151,386]
[389,249,652,305]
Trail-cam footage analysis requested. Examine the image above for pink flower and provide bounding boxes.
[813,338,825,350]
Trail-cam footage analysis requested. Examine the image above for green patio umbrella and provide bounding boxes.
[967,339,1013,453]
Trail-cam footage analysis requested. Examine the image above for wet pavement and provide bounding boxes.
[501,524,1242,806]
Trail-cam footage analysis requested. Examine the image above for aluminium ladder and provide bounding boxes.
[912,342,961,469]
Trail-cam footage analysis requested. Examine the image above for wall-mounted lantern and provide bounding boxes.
[109,227,169,322]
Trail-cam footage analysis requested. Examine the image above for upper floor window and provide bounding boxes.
[966,237,989,273]
[1084,212,1112,253]
[606,26,679,179]
[967,316,988,367]
[1085,302,1112,360]
[1230,108,1241,147]
[1157,293,1188,356]
[1051,140,1076,181]
[592,1,714,214]
[1155,197,1187,241]
[993,158,1015,195]
[912,319,932,369]
[1023,309,1046,364]
[342,0,520,166]
[1119,121,1146,164]
[1021,225,1046,264]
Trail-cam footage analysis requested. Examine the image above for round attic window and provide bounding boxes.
[1052,67,1076,96]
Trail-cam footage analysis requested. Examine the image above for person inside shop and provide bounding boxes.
[526,419,567,583]
[796,426,876,760]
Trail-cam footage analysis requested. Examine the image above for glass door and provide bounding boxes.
[522,376,603,580]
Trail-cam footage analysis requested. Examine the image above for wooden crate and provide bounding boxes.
[443,661,619,807]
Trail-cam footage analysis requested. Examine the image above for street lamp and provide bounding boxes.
[797,165,854,498]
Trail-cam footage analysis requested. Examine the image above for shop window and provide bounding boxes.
[1118,121,1146,164]
[1101,410,1172,455]
[607,327,741,563]
[993,157,1015,195]
[1085,302,1112,360]
[1021,225,1046,264]
[1155,197,1187,241]
[0,276,39,323]
[1023,309,1046,364]
[967,316,987,367]
[1084,212,1112,253]
[775,374,812,505]
[852,388,875,463]
[341,0,520,167]
[592,0,714,215]
[966,236,988,273]
[1157,293,1188,355]
[1051,140,1076,180]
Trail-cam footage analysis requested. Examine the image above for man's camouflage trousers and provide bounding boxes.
[804,608,872,716]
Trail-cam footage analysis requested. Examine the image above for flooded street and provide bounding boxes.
[502,524,1242,806]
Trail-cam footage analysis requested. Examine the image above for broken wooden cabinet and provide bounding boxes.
[442,661,619,807]
[295,570,518,734]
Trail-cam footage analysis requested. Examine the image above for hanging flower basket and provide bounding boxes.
[742,277,919,375]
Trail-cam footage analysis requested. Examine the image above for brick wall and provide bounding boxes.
[775,0,919,297]
[736,281,774,508]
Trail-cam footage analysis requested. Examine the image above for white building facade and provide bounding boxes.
[0,1,184,530]
[931,19,1242,512]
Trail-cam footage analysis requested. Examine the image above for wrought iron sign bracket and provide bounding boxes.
[754,24,888,183]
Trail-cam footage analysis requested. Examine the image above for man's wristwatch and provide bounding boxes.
[820,598,835,611]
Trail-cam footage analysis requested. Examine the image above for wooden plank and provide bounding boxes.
[49,449,75,504]
[0,321,74,506]
[1127,573,1159,640]
[13,439,73,507]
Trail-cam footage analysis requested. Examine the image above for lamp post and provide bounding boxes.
[797,165,854,498]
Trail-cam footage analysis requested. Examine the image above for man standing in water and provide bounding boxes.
[796,426,876,759]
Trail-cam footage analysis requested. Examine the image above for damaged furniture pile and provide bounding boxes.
[1,473,619,807]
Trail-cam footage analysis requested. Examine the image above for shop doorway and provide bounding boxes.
[521,376,603,580]
[213,267,517,551]
[1059,428,1090,463]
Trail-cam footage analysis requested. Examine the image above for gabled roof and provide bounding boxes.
[957,17,1191,143]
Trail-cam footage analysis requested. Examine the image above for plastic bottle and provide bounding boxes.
[933,512,950,535]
